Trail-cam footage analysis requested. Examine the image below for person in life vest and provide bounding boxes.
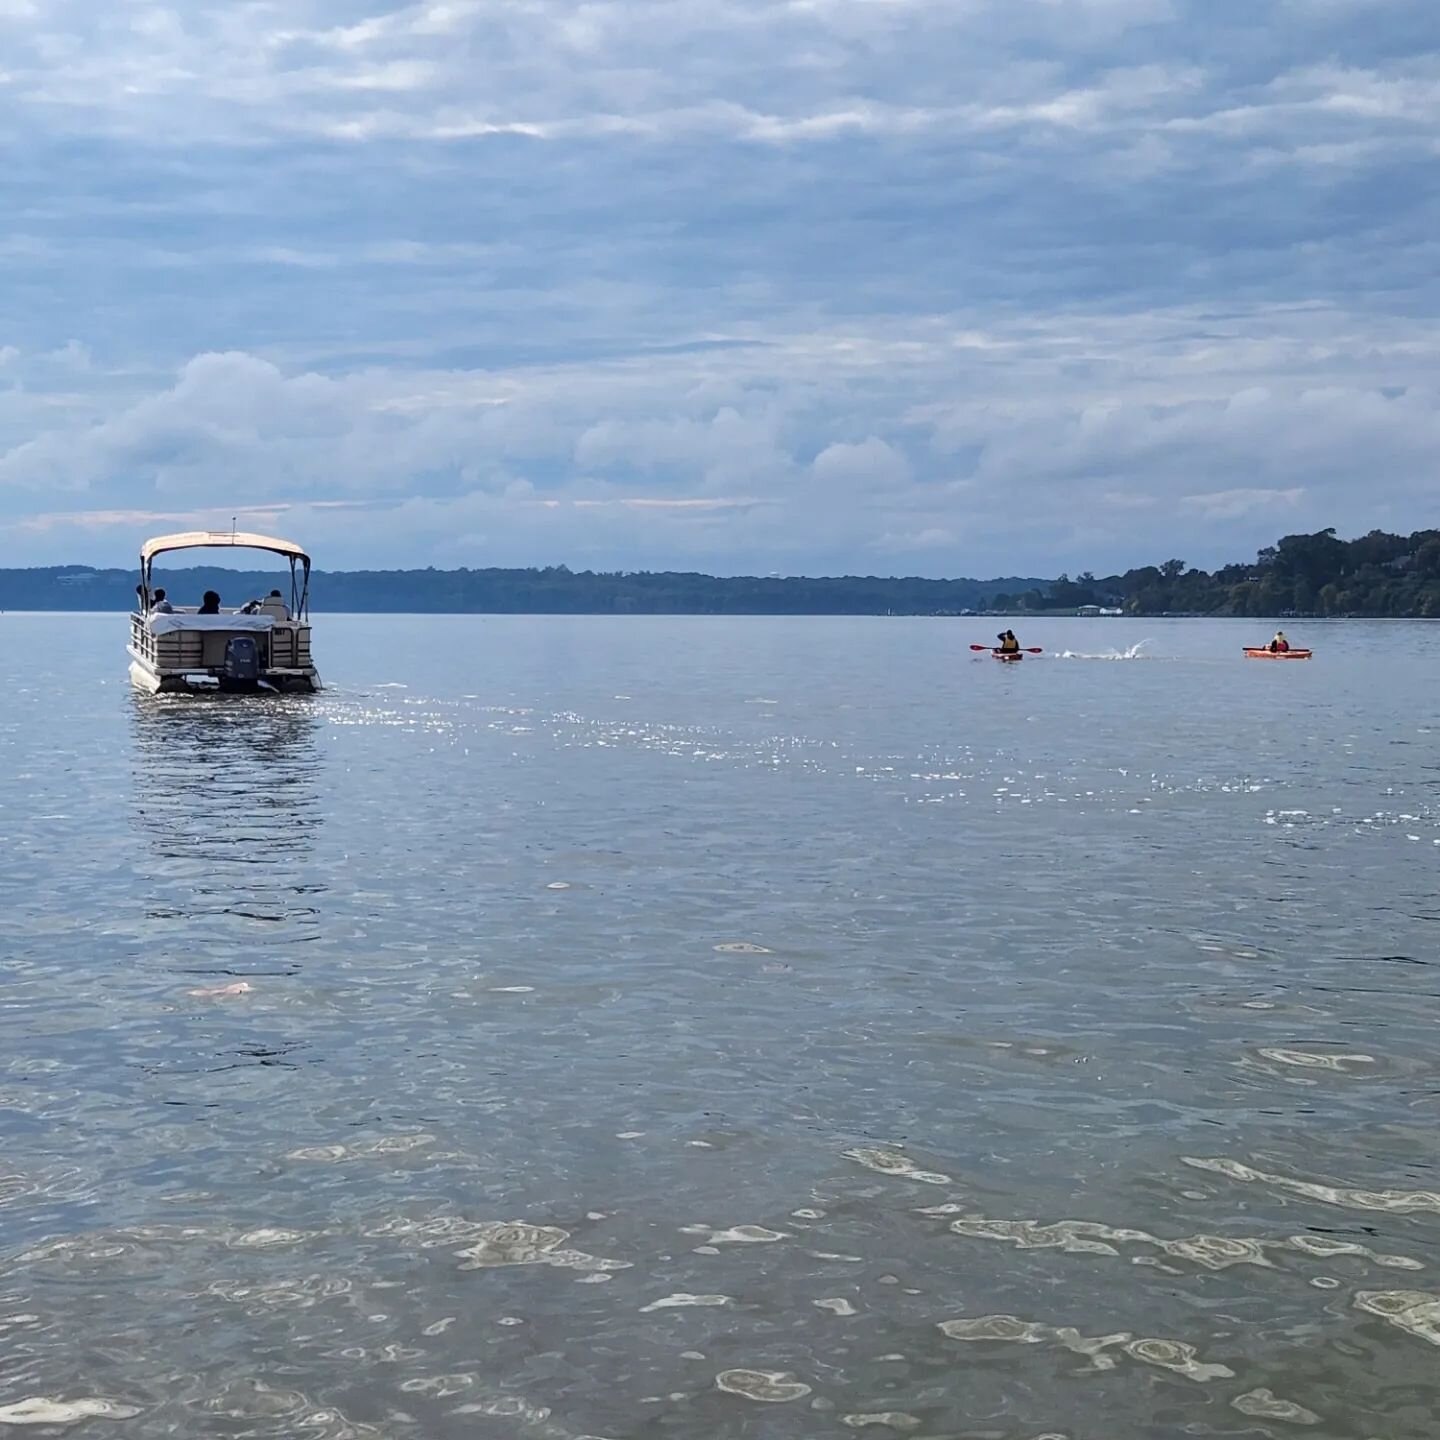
[996,630,1021,654]
[1269,630,1290,653]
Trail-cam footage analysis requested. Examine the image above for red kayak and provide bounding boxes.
[1244,648,1312,660]
[992,650,1024,662]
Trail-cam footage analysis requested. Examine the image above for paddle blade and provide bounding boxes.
[969,644,990,651]
[1024,647,1044,653]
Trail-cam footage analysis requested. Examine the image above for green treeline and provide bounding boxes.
[2,527,1436,616]
[997,528,1440,618]
[0,563,1043,615]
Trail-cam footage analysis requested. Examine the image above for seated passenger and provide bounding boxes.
[1269,630,1290,653]
[152,587,174,614]
[198,590,222,615]
[260,588,290,619]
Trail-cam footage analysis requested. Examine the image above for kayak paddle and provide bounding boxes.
[970,644,1044,653]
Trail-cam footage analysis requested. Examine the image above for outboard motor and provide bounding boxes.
[223,635,261,685]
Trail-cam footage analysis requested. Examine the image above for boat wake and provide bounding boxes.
[1055,641,1155,661]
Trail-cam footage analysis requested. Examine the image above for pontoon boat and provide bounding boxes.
[128,531,321,694]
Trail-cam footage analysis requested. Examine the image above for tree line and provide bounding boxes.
[993,528,1440,618]
[0,563,1043,615]
[3,527,1435,616]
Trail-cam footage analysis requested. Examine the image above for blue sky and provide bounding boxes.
[2,0,1437,576]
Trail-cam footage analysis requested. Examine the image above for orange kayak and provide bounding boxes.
[1244,648,1312,660]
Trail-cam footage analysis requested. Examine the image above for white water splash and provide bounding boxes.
[1055,640,1154,661]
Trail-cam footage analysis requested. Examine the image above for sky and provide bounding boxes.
[1,0,1438,578]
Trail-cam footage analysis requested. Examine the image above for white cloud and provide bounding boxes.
[3,295,1438,574]
[812,437,911,491]
[1180,487,1306,520]
[0,2,1437,573]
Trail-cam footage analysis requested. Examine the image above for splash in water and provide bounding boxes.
[1056,640,1154,661]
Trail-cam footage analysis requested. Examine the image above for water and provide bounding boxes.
[2,613,1438,1438]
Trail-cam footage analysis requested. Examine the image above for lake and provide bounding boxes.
[2,613,1438,1438]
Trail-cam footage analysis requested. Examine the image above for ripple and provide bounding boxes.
[1184,1156,1440,1215]
[715,1369,812,1403]
[204,1275,353,1312]
[452,1221,630,1274]
[1354,1290,1440,1345]
[1124,1337,1235,1382]
[0,1397,142,1425]
[286,1134,436,1163]
[844,1148,952,1185]
[939,1315,1233,1381]
[841,1413,922,1430]
[697,1224,789,1245]
[1256,1048,1377,1074]
[935,1207,1418,1272]
[939,1315,1046,1343]
[1232,1388,1321,1426]
[639,1293,731,1313]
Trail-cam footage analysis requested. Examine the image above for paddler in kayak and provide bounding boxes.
[1268,630,1291,653]
[996,630,1021,655]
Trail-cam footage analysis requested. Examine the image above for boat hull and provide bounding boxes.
[1243,648,1312,660]
[128,656,321,695]
[992,650,1023,662]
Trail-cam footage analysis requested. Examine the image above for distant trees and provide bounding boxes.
[4,526,1439,617]
[1060,527,1440,618]
[0,563,1050,617]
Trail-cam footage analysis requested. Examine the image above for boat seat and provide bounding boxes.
[259,598,290,619]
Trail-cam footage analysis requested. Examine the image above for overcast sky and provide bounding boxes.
[2,0,1437,576]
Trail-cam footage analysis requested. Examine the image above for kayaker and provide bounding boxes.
[996,630,1021,654]
[1269,630,1290,653]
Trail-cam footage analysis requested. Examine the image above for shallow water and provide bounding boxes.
[2,613,1439,1438]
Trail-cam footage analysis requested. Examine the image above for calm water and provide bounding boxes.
[2,614,1439,1439]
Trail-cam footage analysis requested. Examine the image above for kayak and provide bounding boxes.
[993,650,1023,662]
[1244,648,1312,660]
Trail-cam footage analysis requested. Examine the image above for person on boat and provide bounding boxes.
[198,590,222,615]
[241,588,289,618]
[996,630,1021,654]
[1268,630,1290,653]
[151,587,174,614]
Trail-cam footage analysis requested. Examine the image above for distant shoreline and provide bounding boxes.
[5,524,1439,617]
[1,608,1425,623]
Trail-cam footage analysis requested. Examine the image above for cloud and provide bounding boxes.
[0,1,1437,573]
[1180,487,1306,520]
[812,437,912,492]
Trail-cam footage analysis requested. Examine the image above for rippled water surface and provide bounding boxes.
[3,614,1439,1439]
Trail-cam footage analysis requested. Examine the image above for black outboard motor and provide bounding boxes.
[223,635,261,686]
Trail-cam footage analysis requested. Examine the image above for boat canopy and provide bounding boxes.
[137,529,312,619]
[140,531,310,567]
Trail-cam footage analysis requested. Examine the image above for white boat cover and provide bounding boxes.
[147,613,275,635]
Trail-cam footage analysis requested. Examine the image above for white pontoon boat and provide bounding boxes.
[128,531,321,694]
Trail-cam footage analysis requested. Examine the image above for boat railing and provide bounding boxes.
[129,610,314,674]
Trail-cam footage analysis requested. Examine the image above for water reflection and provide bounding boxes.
[129,695,325,970]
